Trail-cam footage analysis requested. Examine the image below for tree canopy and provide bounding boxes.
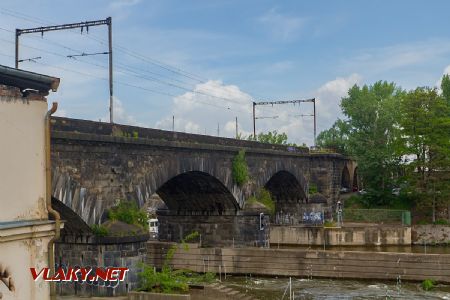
[317,77,450,211]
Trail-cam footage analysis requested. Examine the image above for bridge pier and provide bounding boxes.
[157,210,269,247]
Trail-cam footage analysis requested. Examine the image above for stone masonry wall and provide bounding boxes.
[55,237,147,297]
[157,212,269,247]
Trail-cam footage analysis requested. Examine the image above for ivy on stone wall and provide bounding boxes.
[232,149,249,186]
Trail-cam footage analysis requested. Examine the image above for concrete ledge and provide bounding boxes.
[128,291,190,300]
[270,225,411,246]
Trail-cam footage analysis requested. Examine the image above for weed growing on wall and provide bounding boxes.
[108,200,148,230]
[138,231,215,294]
[232,149,249,186]
[90,224,109,236]
[248,188,275,215]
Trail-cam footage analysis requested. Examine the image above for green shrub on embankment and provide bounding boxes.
[108,200,148,230]
[138,231,216,294]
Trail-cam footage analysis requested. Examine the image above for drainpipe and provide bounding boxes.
[45,102,60,300]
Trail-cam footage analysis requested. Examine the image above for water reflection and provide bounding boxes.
[225,276,450,299]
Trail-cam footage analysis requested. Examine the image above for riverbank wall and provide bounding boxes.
[146,241,450,283]
[270,225,411,246]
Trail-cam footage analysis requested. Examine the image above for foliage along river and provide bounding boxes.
[223,276,450,299]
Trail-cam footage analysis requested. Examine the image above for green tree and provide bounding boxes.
[248,130,296,145]
[398,87,450,222]
[441,74,450,107]
[316,119,350,154]
[340,81,403,200]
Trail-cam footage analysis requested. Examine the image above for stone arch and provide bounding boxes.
[52,168,103,225]
[51,196,91,236]
[134,157,242,211]
[264,170,308,214]
[341,165,351,189]
[156,171,239,215]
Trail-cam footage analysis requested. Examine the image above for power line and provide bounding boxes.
[0,33,248,108]
[0,8,259,103]
[252,98,317,145]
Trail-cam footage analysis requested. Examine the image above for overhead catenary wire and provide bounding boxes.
[0,34,250,108]
[0,9,259,103]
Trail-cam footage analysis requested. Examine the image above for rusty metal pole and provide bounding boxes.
[107,17,113,123]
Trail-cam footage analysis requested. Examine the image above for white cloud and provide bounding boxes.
[342,39,450,75]
[156,80,253,135]
[109,97,144,126]
[155,75,361,146]
[435,64,450,90]
[258,8,307,42]
[315,73,361,132]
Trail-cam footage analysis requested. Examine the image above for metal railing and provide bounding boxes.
[343,209,411,225]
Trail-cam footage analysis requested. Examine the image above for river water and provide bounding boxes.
[224,276,450,299]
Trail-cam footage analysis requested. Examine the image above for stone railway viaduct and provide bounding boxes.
[50,117,358,244]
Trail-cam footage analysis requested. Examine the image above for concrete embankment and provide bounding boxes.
[412,225,450,244]
[147,241,450,283]
[270,224,411,246]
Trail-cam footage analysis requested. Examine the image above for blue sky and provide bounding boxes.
[1,0,449,145]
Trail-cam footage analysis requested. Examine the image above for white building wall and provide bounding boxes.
[0,96,48,222]
[0,85,56,300]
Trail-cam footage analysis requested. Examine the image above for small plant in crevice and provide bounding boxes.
[421,279,436,291]
[232,149,249,186]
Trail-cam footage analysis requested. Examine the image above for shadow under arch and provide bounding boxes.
[156,171,239,215]
[341,165,351,189]
[265,170,308,212]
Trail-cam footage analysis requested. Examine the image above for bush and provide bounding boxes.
[138,231,215,294]
[91,224,109,236]
[434,219,450,225]
[422,279,436,291]
[344,195,364,209]
[232,150,249,186]
[108,200,148,230]
[309,183,318,195]
[247,188,275,215]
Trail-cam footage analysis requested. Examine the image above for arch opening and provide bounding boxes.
[156,171,238,216]
[265,171,307,210]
